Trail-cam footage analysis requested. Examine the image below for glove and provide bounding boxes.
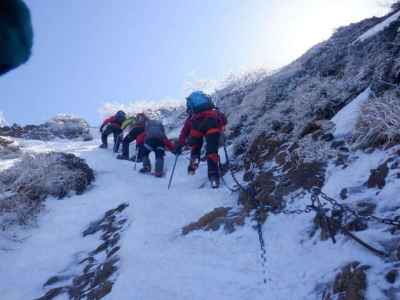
[174,144,183,155]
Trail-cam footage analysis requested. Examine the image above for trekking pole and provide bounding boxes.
[168,154,179,189]
[134,145,139,170]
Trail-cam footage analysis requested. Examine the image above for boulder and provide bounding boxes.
[0,152,94,230]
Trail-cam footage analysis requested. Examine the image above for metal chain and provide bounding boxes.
[220,134,399,283]
[254,209,268,284]
[316,189,400,228]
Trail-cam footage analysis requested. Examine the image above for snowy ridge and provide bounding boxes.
[355,10,400,43]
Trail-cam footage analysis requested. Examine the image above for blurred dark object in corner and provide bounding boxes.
[0,0,33,76]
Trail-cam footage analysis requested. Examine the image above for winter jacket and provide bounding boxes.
[178,109,227,144]
[178,116,192,146]
[121,116,137,130]
[100,115,125,131]
[137,132,175,151]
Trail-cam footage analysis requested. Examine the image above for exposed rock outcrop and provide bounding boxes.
[0,152,94,230]
[0,115,93,141]
[35,203,129,300]
[182,207,248,235]
[322,262,369,300]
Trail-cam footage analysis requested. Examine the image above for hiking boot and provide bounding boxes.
[155,158,164,176]
[139,166,151,174]
[116,154,129,160]
[99,144,107,149]
[188,158,199,175]
[210,176,220,189]
[154,172,163,178]
[140,156,151,173]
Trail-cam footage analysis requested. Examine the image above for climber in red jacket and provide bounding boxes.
[99,110,126,150]
[175,91,227,188]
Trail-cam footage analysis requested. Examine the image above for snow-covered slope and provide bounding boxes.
[0,134,263,300]
[0,117,398,299]
[331,87,371,138]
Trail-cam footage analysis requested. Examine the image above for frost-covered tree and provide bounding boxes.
[352,90,400,148]
[391,1,400,11]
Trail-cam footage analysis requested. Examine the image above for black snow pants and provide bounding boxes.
[101,124,122,149]
[139,138,166,175]
[121,126,144,158]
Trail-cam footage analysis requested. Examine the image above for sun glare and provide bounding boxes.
[247,0,389,69]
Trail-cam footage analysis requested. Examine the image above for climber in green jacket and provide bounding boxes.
[116,113,147,161]
[114,115,136,154]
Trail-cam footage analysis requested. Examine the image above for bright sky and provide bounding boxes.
[0,0,389,125]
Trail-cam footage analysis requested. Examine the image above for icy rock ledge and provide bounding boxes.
[0,152,94,230]
[0,114,93,141]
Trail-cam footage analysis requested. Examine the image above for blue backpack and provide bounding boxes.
[186,91,214,113]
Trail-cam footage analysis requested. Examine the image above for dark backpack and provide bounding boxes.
[187,91,215,113]
[145,120,166,140]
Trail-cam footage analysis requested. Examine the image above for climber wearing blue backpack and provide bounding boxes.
[175,91,227,188]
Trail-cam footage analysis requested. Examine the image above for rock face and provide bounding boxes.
[322,262,369,300]
[0,152,94,230]
[182,207,248,235]
[175,8,400,298]
[0,115,93,141]
[205,8,400,228]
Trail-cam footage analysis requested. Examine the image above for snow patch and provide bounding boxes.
[355,10,400,43]
[331,87,371,138]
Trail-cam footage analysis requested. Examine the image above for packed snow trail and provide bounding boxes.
[0,135,384,299]
[0,136,265,299]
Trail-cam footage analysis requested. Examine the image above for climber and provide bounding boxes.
[99,110,126,150]
[175,91,227,188]
[116,113,147,161]
[113,114,137,153]
[137,118,175,177]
